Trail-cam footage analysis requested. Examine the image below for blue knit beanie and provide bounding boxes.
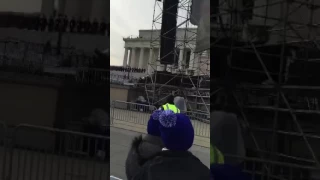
[147,110,162,136]
[159,110,194,151]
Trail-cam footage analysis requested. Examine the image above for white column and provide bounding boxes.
[157,48,165,71]
[123,48,129,67]
[148,48,154,74]
[194,53,200,76]
[189,52,195,70]
[130,48,136,67]
[128,48,132,66]
[178,48,185,69]
[138,48,145,69]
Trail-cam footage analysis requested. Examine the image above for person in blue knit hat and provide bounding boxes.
[132,110,210,180]
[125,110,165,180]
[158,110,194,151]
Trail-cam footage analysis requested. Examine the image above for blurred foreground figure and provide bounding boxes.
[125,110,164,180]
[83,108,109,160]
[211,111,245,164]
[210,111,249,180]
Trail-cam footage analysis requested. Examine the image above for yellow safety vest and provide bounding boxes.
[210,144,224,164]
[162,103,180,113]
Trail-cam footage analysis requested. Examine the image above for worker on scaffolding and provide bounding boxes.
[159,95,180,113]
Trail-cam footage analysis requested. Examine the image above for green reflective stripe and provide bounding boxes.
[213,145,220,164]
[210,145,214,164]
[210,144,224,164]
[162,103,179,113]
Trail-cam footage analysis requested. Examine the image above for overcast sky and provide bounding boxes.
[110,0,155,66]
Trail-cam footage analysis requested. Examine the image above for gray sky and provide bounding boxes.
[110,0,155,66]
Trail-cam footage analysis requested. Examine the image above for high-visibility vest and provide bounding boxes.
[162,103,180,113]
[210,144,224,164]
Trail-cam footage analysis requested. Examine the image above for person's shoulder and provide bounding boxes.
[143,151,210,180]
[138,137,163,161]
[148,150,208,170]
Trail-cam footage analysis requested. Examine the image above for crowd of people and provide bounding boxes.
[0,12,109,36]
[110,66,146,73]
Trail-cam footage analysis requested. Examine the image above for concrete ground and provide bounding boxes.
[110,127,209,180]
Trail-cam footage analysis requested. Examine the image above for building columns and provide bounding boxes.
[193,53,200,76]
[130,48,136,67]
[189,52,196,70]
[138,48,145,69]
[148,48,154,74]
[123,48,129,67]
[128,48,132,67]
[179,48,185,69]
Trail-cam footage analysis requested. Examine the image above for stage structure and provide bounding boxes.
[212,0,320,179]
[145,0,210,115]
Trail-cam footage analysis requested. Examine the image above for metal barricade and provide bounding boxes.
[7,124,109,180]
[76,68,109,84]
[184,111,210,137]
[111,100,157,126]
[111,101,210,138]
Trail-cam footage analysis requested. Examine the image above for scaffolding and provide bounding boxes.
[145,0,210,115]
[212,0,320,179]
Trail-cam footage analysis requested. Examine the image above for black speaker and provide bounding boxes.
[160,0,179,65]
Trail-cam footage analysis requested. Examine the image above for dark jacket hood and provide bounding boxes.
[125,134,164,180]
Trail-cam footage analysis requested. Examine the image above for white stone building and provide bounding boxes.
[122,28,210,76]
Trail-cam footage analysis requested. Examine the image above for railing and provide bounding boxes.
[0,122,109,180]
[110,74,139,85]
[110,100,210,137]
[110,66,146,73]
[76,68,109,84]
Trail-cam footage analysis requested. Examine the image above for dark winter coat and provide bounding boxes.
[125,135,164,180]
[132,150,210,180]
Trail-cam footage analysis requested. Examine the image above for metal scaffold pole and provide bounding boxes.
[146,0,210,115]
